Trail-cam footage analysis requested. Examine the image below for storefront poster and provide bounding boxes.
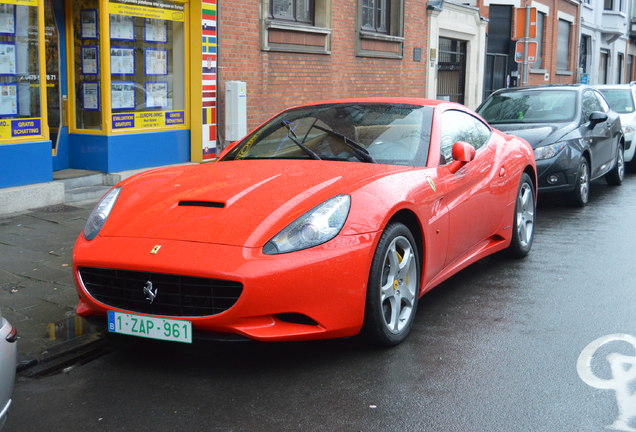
[145,81,168,108]
[0,118,41,139]
[82,81,100,111]
[108,0,185,22]
[111,81,136,110]
[80,9,98,39]
[144,18,167,43]
[111,46,135,75]
[145,48,167,75]
[0,4,15,35]
[112,110,184,130]
[0,43,16,75]
[81,46,99,75]
[0,83,18,116]
[110,14,134,41]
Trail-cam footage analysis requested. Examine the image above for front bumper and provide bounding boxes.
[73,232,379,342]
[535,147,580,194]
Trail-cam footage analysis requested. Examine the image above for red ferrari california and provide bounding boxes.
[73,98,537,346]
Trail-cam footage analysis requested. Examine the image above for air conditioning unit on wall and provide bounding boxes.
[225,81,247,141]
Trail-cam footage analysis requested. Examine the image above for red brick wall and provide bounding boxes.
[217,0,429,138]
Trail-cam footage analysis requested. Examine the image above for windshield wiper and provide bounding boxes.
[280,121,321,160]
[312,125,376,163]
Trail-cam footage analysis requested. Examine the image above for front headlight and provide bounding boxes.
[263,195,350,254]
[534,142,567,160]
[83,187,121,241]
[622,125,634,134]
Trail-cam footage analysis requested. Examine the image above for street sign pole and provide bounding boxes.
[523,5,530,85]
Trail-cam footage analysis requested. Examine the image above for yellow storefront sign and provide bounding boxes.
[112,111,184,130]
[108,0,185,22]
[0,0,38,7]
[0,118,42,140]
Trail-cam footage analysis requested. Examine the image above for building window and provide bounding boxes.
[579,35,590,74]
[270,0,314,25]
[600,50,609,84]
[617,53,624,83]
[356,0,404,58]
[261,0,331,54]
[604,0,624,11]
[557,19,571,71]
[628,55,634,81]
[361,0,389,34]
[534,12,545,68]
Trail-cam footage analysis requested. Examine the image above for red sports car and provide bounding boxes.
[73,98,537,346]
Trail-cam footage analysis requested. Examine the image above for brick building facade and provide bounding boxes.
[217,0,432,142]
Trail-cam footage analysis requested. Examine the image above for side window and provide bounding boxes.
[594,91,610,112]
[439,110,491,164]
[582,91,602,123]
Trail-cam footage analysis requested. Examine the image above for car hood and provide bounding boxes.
[492,123,571,148]
[101,160,410,247]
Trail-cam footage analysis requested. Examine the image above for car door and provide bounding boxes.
[581,89,614,178]
[436,109,504,267]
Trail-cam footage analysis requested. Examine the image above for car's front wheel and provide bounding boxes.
[362,222,419,346]
[605,142,625,186]
[507,173,535,258]
[571,158,590,207]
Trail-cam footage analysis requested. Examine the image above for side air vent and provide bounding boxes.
[178,201,225,208]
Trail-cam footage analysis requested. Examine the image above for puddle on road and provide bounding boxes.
[45,315,102,342]
[19,316,108,377]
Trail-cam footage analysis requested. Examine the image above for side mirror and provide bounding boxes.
[588,111,608,129]
[448,141,476,174]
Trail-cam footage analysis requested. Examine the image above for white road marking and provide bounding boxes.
[577,334,636,432]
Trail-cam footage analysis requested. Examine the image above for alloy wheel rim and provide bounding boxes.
[618,149,625,181]
[580,163,589,203]
[380,236,417,334]
[516,182,535,248]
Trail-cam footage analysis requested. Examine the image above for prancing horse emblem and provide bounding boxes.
[143,281,158,304]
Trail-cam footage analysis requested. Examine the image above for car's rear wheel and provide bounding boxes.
[507,173,535,258]
[605,142,625,186]
[570,158,590,207]
[362,222,419,346]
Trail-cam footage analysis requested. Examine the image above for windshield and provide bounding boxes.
[222,103,433,167]
[598,89,635,114]
[478,90,577,124]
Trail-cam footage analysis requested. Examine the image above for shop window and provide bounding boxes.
[72,0,187,133]
[357,0,404,59]
[0,2,43,140]
[73,0,101,130]
[261,0,332,55]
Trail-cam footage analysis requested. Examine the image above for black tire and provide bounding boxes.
[570,158,590,207]
[361,222,420,347]
[507,173,535,258]
[605,142,625,186]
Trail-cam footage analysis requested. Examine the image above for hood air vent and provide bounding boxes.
[179,201,225,208]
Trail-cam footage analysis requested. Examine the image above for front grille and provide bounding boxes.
[79,267,243,317]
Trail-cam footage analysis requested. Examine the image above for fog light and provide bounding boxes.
[547,174,559,185]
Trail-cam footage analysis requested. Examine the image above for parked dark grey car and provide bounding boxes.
[477,85,624,206]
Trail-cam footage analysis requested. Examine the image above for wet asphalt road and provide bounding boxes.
[5,175,636,432]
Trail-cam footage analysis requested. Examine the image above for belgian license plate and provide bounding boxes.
[107,311,192,344]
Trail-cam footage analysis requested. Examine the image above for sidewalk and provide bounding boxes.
[0,201,102,367]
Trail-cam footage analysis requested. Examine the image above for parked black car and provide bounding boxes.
[477,85,624,206]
